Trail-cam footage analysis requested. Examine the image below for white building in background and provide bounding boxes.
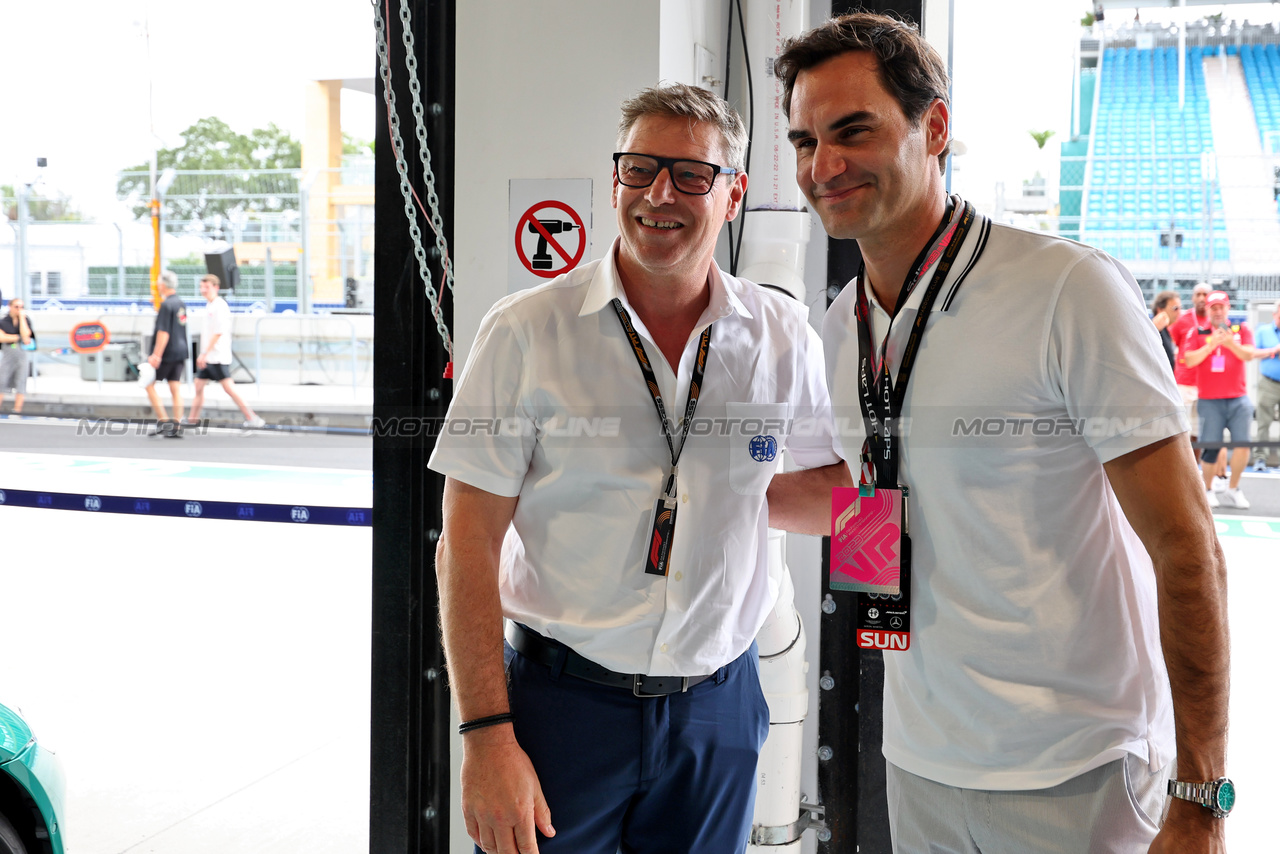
[0,218,156,302]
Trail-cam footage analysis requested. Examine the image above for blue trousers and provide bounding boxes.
[492,639,770,854]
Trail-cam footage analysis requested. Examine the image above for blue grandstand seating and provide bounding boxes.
[1238,44,1280,213]
[1081,45,1229,262]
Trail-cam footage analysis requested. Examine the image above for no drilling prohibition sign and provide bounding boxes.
[515,200,585,279]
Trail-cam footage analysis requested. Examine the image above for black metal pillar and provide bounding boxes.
[370,0,455,851]
[818,3,924,854]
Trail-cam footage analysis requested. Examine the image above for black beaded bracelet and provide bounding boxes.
[458,712,514,735]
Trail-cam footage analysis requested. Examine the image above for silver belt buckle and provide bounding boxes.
[632,674,689,697]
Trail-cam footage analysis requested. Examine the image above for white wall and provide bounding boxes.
[453,1,661,370]
[659,0,729,89]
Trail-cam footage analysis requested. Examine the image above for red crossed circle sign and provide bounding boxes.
[515,200,586,279]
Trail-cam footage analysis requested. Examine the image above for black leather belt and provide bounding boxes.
[505,622,714,697]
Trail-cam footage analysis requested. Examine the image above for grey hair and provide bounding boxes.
[159,270,179,290]
[616,84,748,172]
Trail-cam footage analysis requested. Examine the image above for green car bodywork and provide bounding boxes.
[0,702,64,854]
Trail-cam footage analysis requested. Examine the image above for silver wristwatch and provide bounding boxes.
[1167,777,1236,818]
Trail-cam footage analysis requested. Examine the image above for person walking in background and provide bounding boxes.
[1250,301,1280,470]
[144,270,189,437]
[0,298,33,415]
[1151,289,1181,371]
[185,274,265,430]
[1183,291,1279,508]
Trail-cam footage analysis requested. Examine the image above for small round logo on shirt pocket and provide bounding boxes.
[749,434,778,462]
[727,402,790,494]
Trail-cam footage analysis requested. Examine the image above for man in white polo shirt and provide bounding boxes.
[778,12,1230,853]
[186,274,265,429]
[429,84,845,854]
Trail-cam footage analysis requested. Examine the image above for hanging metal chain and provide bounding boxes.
[398,0,455,295]
[373,0,453,358]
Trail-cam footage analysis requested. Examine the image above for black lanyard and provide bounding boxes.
[856,200,975,489]
[612,298,712,501]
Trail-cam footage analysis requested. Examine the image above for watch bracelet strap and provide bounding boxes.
[1167,779,1215,805]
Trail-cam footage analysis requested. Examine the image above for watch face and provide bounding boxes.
[1217,780,1236,813]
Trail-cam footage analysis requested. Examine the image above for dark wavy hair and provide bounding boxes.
[775,11,951,173]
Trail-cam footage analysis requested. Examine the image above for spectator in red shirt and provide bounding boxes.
[1170,283,1210,452]
[1183,291,1278,508]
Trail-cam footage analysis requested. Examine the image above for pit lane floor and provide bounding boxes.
[0,430,1273,852]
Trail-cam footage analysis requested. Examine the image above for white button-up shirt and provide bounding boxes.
[429,239,838,676]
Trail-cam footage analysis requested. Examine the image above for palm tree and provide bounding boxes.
[1029,130,1056,150]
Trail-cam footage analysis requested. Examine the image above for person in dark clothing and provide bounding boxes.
[145,270,188,436]
[1151,289,1182,371]
[0,298,33,414]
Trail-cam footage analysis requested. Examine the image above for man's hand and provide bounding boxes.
[196,354,208,369]
[1208,327,1232,347]
[1146,799,1226,853]
[147,353,161,369]
[461,726,555,853]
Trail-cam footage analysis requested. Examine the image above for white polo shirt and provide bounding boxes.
[824,208,1187,790]
[429,239,839,676]
[203,296,234,365]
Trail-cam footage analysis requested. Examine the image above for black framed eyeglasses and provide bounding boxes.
[613,152,737,196]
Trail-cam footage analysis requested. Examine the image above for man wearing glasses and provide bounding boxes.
[430,84,845,854]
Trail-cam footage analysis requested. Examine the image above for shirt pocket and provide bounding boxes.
[726,402,791,495]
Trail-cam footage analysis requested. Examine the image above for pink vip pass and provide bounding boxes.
[830,486,903,596]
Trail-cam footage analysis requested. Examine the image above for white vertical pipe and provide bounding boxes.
[743,0,808,212]
[737,0,812,302]
[738,4,814,851]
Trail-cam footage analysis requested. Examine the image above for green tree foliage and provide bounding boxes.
[1029,129,1056,150]
[343,132,374,156]
[116,117,303,223]
[2,183,83,221]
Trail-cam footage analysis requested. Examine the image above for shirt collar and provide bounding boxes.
[578,237,753,322]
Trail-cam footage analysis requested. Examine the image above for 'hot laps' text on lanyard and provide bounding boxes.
[847,200,975,651]
[855,200,975,490]
[612,298,712,577]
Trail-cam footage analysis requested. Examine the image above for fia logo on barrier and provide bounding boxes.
[509,179,592,293]
[85,496,102,512]
[291,506,311,523]
[185,501,203,518]
[749,435,778,462]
